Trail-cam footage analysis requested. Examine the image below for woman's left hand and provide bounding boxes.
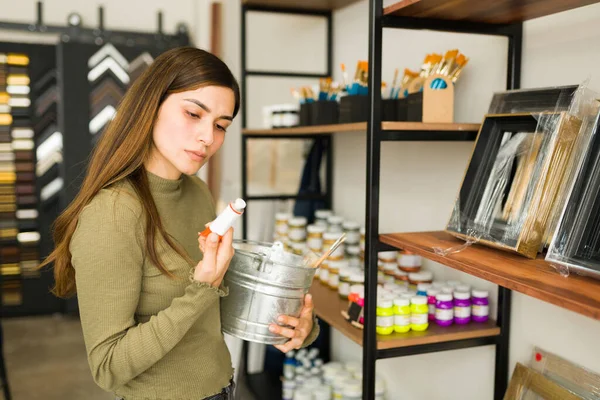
[269,294,314,353]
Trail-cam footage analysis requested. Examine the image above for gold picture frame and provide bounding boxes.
[504,363,582,400]
[446,112,582,259]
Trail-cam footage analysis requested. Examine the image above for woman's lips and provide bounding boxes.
[185,150,206,162]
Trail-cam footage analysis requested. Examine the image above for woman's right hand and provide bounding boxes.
[194,228,235,287]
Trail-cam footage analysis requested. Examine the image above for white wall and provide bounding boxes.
[330,1,600,400]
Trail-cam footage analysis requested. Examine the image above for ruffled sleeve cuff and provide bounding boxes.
[188,268,229,297]
[301,313,320,348]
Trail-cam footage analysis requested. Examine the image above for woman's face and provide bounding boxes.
[148,85,235,179]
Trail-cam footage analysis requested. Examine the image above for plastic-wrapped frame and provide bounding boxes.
[530,346,600,399]
[443,85,598,259]
[505,363,583,400]
[546,108,600,279]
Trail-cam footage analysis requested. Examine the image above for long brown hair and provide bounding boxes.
[39,47,240,298]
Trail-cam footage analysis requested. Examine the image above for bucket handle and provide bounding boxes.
[251,254,272,273]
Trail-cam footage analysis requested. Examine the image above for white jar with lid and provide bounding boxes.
[323,231,345,260]
[282,379,296,400]
[327,215,344,233]
[342,220,361,244]
[346,245,361,268]
[408,271,434,291]
[333,375,354,399]
[307,224,326,253]
[293,388,313,400]
[341,380,362,400]
[275,212,292,236]
[359,226,366,253]
[314,209,332,228]
[319,262,330,283]
[378,251,397,264]
[288,217,307,242]
[328,259,348,290]
[313,385,332,400]
[338,267,353,299]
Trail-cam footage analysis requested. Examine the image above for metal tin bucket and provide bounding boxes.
[221,240,318,344]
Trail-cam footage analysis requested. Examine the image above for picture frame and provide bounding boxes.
[546,111,600,279]
[530,347,600,399]
[446,112,582,258]
[504,363,582,400]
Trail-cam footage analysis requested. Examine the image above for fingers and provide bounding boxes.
[300,294,314,318]
[269,324,298,339]
[274,337,303,353]
[215,228,235,273]
[202,232,219,269]
[277,315,300,328]
[198,233,207,253]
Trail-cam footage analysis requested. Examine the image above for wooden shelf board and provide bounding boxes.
[310,280,500,350]
[242,0,362,11]
[383,0,600,24]
[380,231,600,321]
[243,121,480,136]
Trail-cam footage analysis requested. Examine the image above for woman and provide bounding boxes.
[39,47,319,399]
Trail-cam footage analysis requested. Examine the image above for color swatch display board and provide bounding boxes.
[0,42,61,317]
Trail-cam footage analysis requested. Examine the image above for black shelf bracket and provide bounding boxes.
[377,336,498,360]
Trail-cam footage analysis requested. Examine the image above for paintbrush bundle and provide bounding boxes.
[292,77,342,105]
[389,50,469,99]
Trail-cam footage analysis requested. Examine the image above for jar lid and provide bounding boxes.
[454,291,471,300]
[315,209,333,219]
[447,280,462,287]
[350,273,365,283]
[275,212,292,220]
[432,281,445,289]
[472,290,489,298]
[383,262,397,271]
[378,251,398,259]
[377,296,393,308]
[411,295,427,305]
[456,284,471,293]
[408,271,433,281]
[323,231,344,240]
[339,268,352,278]
[327,215,344,224]
[307,224,326,233]
[417,283,432,291]
[345,361,361,372]
[342,220,360,230]
[289,216,307,226]
[393,297,410,307]
[346,245,361,255]
[426,288,440,296]
[329,259,349,269]
[436,293,453,301]
[342,382,362,397]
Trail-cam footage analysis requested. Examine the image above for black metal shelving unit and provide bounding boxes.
[239,4,334,397]
[239,1,523,400]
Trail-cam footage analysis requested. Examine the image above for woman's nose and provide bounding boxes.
[195,120,214,146]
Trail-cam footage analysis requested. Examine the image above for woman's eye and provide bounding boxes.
[186,111,200,119]
[216,125,227,132]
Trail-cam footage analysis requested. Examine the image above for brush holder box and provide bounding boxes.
[299,103,311,126]
[406,92,424,122]
[309,100,339,126]
[382,98,408,121]
[339,95,369,123]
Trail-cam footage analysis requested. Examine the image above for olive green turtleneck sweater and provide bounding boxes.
[70,172,234,400]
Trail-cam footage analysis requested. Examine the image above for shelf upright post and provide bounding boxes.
[494,21,522,400]
[241,3,249,240]
[364,0,384,398]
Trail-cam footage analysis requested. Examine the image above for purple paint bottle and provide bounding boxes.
[435,293,454,327]
[453,291,471,325]
[472,290,489,323]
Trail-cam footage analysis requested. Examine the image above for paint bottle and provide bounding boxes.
[327,215,344,233]
[472,290,490,323]
[275,212,291,241]
[454,290,471,325]
[416,282,432,297]
[346,245,362,268]
[410,296,429,331]
[427,288,439,321]
[323,231,345,261]
[288,217,308,243]
[283,351,296,380]
[359,226,366,255]
[435,293,454,327]
[314,209,332,228]
[408,271,433,291]
[376,296,395,335]
[393,297,411,333]
[201,198,246,239]
[397,250,422,273]
[343,221,361,245]
[282,379,296,400]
